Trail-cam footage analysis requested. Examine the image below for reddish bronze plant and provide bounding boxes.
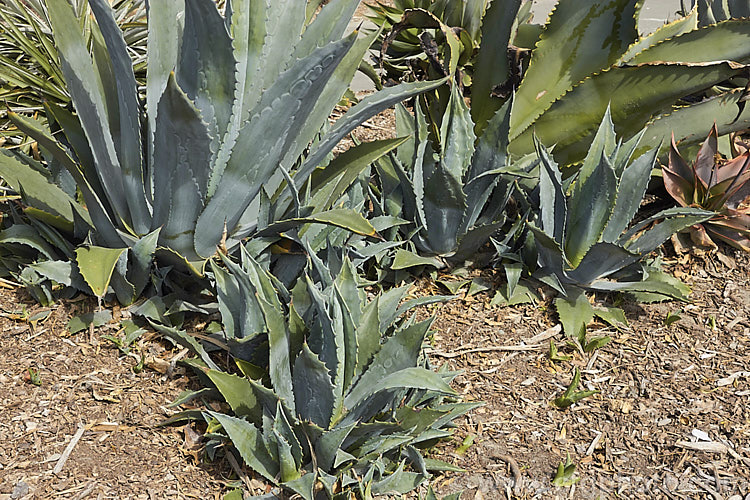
[663,125,750,251]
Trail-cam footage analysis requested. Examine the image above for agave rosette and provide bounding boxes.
[663,125,750,250]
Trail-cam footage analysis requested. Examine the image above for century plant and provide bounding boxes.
[0,0,444,304]
[368,84,528,271]
[526,110,714,337]
[366,0,534,89]
[663,125,750,251]
[164,252,474,499]
[372,0,750,166]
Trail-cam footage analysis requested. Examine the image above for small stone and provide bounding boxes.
[664,474,678,491]
[11,480,29,499]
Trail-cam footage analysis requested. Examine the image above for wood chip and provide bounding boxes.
[53,424,86,474]
[675,440,728,454]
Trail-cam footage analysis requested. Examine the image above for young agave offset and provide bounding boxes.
[528,110,714,336]
[172,253,473,499]
[663,125,750,251]
[370,84,527,268]
[0,0,444,302]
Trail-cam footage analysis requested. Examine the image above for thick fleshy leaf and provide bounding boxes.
[256,209,379,240]
[471,0,522,130]
[89,0,149,234]
[511,61,750,164]
[626,19,750,66]
[555,287,595,337]
[293,343,336,428]
[206,369,261,423]
[46,0,132,228]
[511,0,641,140]
[639,88,750,160]
[150,73,210,260]
[208,411,278,483]
[462,97,513,232]
[146,0,184,170]
[391,249,444,270]
[602,147,658,242]
[344,319,432,409]
[564,242,640,285]
[177,0,236,160]
[624,207,714,253]
[618,8,699,63]
[194,35,357,258]
[564,152,617,267]
[295,78,449,184]
[0,150,79,224]
[75,246,127,297]
[536,141,566,245]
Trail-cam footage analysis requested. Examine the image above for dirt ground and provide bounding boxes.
[422,247,750,500]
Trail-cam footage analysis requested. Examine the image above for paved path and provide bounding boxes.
[531,0,683,34]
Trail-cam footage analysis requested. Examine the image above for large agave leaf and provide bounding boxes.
[293,0,360,62]
[210,260,266,340]
[206,369,262,423]
[440,84,476,180]
[639,88,750,158]
[0,151,79,224]
[624,207,715,254]
[601,147,658,242]
[261,0,306,88]
[225,0,265,144]
[511,61,750,164]
[536,140,567,245]
[344,319,432,411]
[563,242,640,285]
[88,0,149,234]
[510,0,641,140]
[294,77,449,183]
[46,0,140,232]
[293,343,336,428]
[626,19,750,65]
[6,112,129,246]
[565,152,617,267]
[177,0,236,169]
[145,0,183,174]
[234,254,295,407]
[618,9,699,63]
[207,411,279,483]
[461,97,513,232]
[421,163,467,255]
[151,73,210,261]
[279,30,379,179]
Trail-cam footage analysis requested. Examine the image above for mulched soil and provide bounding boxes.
[421,248,750,500]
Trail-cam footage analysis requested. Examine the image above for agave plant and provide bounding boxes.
[366,0,534,88]
[527,110,714,337]
[367,84,529,272]
[662,125,750,251]
[0,0,445,303]
[162,252,473,499]
[372,0,750,166]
